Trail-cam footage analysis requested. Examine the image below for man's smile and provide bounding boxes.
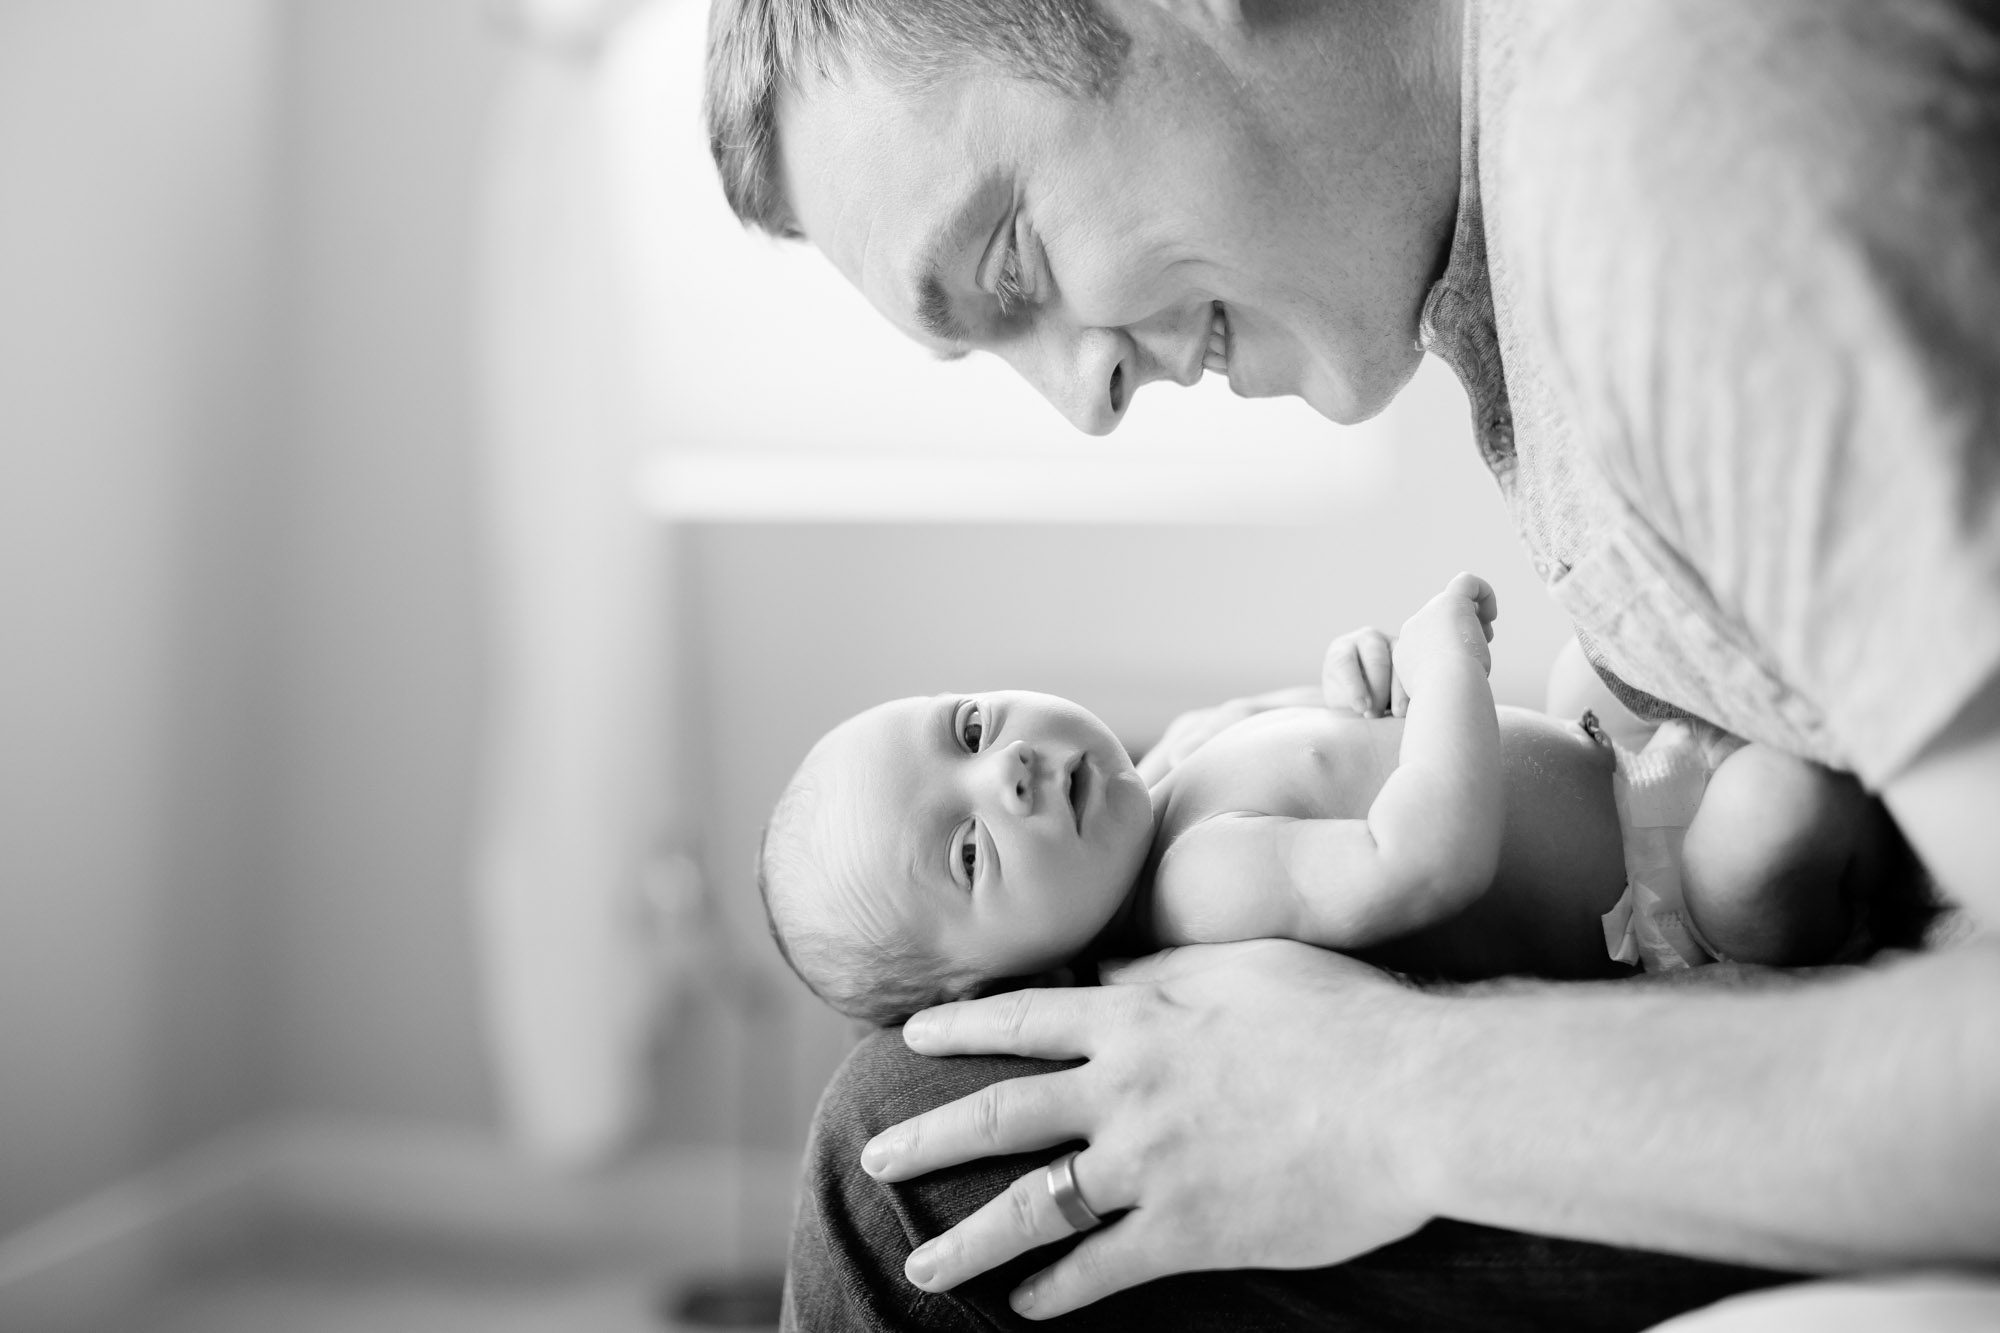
[1205,301,1232,386]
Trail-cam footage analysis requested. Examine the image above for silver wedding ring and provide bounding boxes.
[1046,1150,1103,1233]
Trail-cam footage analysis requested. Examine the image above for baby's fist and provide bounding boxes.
[1322,626,1402,718]
[1394,573,1497,696]
[1440,572,1498,641]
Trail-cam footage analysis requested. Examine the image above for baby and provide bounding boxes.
[758,574,1909,1024]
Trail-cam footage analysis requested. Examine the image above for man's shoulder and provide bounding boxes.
[1480,0,2000,321]
[1499,0,1884,91]
[1491,0,1998,181]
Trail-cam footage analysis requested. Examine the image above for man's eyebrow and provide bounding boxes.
[916,272,971,361]
[910,176,1011,362]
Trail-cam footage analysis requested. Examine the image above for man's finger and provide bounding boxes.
[904,1148,1124,1296]
[1100,939,1278,986]
[862,1068,1091,1184]
[903,985,1098,1059]
[1008,1219,1175,1321]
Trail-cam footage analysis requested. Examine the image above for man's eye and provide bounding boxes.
[958,702,985,751]
[994,247,1026,316]
[959,829,980,884]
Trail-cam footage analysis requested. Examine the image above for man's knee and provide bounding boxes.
[806,1028,1077,1165]
[783,1030,1077,1332]
[803,1030,1080,1238]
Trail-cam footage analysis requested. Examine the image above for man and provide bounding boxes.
[705,0,2000,1327]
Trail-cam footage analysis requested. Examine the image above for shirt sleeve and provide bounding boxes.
[1503,0,2000,786]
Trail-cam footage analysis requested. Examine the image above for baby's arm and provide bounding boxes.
[1162,576,1507,948]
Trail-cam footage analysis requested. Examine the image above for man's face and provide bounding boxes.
[776,1,1460,429]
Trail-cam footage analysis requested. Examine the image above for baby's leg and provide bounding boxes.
[1680,744,1884,965]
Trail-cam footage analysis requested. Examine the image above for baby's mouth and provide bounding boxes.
[1066,758,1089,835]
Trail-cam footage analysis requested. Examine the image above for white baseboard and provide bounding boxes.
[0,1123,274,1333]
[0,1115,800,1333]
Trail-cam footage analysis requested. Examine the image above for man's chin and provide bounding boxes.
[1299,347,1424,425]
[1296,377,1381,426]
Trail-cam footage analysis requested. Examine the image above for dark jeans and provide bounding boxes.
[781,1030,1804,1332]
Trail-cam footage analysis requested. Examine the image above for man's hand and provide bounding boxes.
[1134,685,1322,785]
[860,941,1436,1319]
[1394,572,1497,697]
[1322,625,1404,717]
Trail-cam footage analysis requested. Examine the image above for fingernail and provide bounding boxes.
[906,1247,936,1287]
[902,1013,932,1042]
[1012,1285,1036,1313]
[861,1138,889,1175]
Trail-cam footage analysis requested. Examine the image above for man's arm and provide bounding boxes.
[1883,672,2000,929]
[865,928,2000,1321]
[1406,941,2000,1270]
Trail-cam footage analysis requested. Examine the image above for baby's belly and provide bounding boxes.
[1367,707,1630,980]
[1161,706,1630,979]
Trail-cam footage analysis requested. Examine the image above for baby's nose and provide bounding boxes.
[997,741,1036,815]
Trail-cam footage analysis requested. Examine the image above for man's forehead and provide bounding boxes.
[775,69,1009,355]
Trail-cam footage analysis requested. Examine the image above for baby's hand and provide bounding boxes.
[1322,626,1404,719]
[1393,573,1497,699]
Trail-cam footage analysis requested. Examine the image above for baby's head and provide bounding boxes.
[758,691,1155,1024]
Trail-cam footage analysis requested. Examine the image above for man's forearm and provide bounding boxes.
[1399,942,2000,1269]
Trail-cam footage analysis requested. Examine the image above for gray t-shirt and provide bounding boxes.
[1423,0,2000,789]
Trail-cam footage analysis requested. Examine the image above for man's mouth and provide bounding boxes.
[1204,302,1231,380]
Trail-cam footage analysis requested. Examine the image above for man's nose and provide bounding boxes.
[990,740,1037,816]
[1012,325,1134,435]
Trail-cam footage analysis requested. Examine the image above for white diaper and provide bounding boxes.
[1599,719,1746,972]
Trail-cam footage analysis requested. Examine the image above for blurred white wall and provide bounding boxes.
[266,0,499,1124]
[0,0,286,1237]
[0,0,505,1237]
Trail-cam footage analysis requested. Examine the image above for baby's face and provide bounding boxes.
[809,691,1155,979]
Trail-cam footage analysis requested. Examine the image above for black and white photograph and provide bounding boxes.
[3,2,1996,1330]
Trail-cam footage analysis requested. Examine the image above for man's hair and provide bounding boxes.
[755,757,984,1026]
[704,0,1131,237]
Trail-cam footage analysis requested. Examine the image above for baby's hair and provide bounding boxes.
[755,756,983,1026]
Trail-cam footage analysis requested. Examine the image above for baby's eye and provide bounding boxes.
[959,830,979,883]
[957,701,985,751]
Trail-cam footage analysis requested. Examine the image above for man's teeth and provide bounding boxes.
[1205,303,1229,374]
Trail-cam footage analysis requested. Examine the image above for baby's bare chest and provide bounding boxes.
[1155,709,1398,841]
